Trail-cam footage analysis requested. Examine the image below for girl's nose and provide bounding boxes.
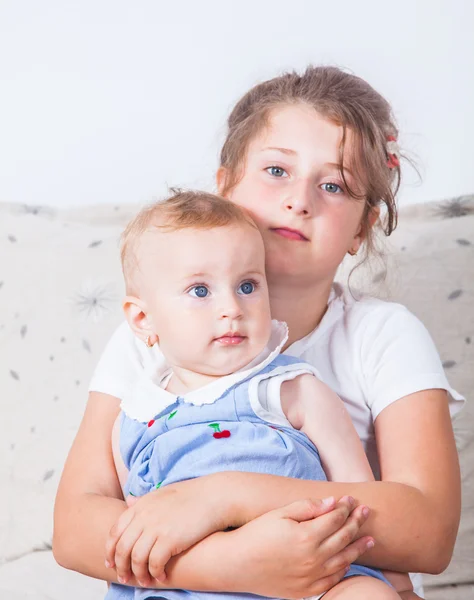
[283,180,313,216]
[284,199,309,215]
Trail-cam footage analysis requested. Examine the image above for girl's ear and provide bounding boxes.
[351,205,380,252]
[123,296,158,346]
[216,167,228,196]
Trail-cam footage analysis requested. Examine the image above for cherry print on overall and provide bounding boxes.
[209,423,231,439]
[148,409,178,428]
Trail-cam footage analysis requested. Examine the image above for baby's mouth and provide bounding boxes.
[214,332,247,346]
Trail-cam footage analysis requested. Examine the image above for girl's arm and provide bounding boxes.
[373,389,461,570]
[53,391,370,595]
[53,392,127,578]
[204,388,460,574]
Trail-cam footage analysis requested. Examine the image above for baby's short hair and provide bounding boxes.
[121,189,257,293]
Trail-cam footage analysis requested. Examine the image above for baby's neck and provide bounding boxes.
[165,367,224,396]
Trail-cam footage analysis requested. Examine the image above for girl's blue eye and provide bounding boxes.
[266,166,287,178]
[189,285,209,298]
[321,182,343,194]
[238,281,255,295]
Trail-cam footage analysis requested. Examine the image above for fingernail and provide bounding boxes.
[362,507,370,518]
[345,566,351,574]
[137,580,146,587]
[322,496,335,506]
[341,495,354,506]
[367,539,375,549]
[117,576,127,585]
[157,574,166,583]
[105,560,111,568]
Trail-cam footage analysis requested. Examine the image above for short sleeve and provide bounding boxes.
[359,304,465,420]
[89,321,146,400]
[247,362,322,427]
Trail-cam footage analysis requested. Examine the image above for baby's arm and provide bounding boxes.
[281,374,373,482]
[282,374,416,597]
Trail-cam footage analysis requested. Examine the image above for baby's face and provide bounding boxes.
[136,223,272,377]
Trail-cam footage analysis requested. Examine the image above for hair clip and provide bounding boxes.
[386,135,400,169]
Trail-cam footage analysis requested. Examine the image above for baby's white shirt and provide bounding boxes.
[118,320,320,426]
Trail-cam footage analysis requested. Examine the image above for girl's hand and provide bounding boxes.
[223,497,373,599]
[105,477,229,587]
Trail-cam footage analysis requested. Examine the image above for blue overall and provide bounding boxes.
[107,355,390,600]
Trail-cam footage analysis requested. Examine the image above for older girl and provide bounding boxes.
[54,66,463,599]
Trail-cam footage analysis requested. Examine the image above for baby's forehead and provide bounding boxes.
[136,223,263,274]
[133,226,177,271]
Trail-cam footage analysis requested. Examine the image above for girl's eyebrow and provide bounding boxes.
[325,162,354,178]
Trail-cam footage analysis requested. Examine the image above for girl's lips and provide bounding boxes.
[271,227,309,241]
[214,335,246,346]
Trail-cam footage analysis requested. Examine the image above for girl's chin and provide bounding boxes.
[265,256,306,278]
[265,262,327,288]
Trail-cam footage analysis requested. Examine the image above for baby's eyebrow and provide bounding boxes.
[261,146,296,155]
[179,272,210,283]
[243,269,266,277]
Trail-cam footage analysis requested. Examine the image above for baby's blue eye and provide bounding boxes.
[321,182,343,194]
[189,285,209,298]
[266,166,287,178]
[238,281,255,295]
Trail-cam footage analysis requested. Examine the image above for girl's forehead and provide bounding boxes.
[247,104,354,168]
[249,104,347,160]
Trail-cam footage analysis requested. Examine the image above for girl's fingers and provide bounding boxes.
[318,504,370,556]
[277,497,337,522]
[105,509,135,568]
[113,523,144,584]
[322,535,374,575]
[302,498,356,544]
[130,532,157,587]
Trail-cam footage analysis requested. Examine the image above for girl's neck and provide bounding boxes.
[268,278,334,349]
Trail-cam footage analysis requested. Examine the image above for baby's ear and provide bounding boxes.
[123,296,158,346]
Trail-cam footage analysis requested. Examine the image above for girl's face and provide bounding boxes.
[221,104,370,288]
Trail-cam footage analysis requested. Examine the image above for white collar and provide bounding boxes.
[121,320,288,422]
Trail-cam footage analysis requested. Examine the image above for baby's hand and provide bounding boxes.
[125,493,139,508]
[105,477,228,587]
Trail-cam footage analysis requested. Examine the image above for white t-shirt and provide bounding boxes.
[90,283,464,478]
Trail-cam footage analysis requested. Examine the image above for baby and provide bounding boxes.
[110,190,415,600]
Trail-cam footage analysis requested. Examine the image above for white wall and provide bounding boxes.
[0,0,473,208]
